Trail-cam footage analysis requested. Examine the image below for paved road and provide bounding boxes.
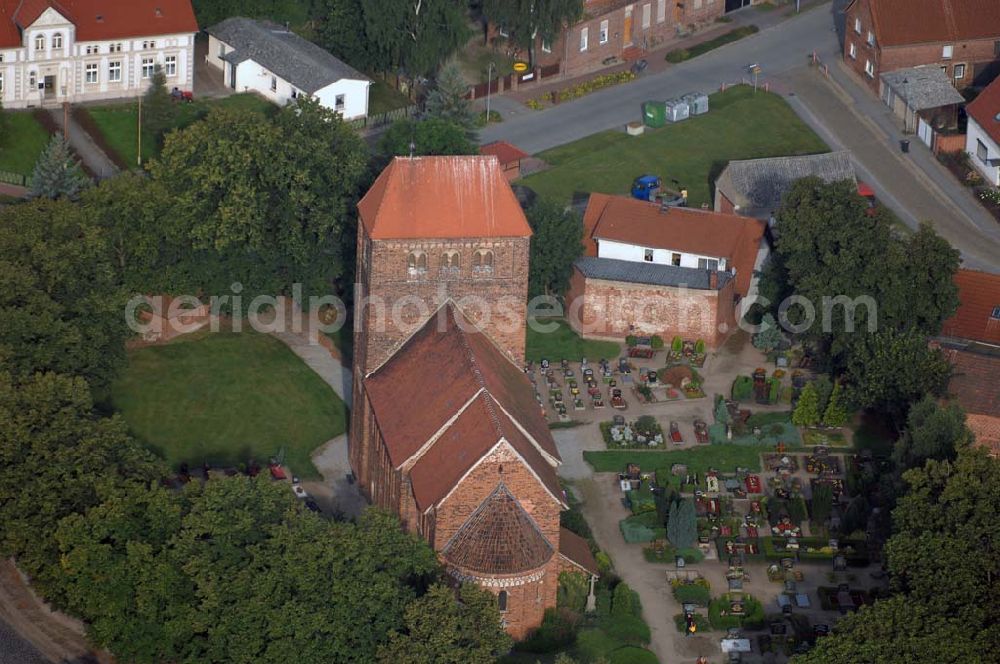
[0,618,48,664]
[480,5,838,154]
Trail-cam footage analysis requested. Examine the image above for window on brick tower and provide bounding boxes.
[407,251,427,277]
[473,249,494,273]
[498,590,508,612]
[991,306,1000,320]
[441,251,460,273]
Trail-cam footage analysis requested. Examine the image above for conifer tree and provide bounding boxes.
[822,381,849,427]
[30,135,88,200]
[423,64,476,138]
[793,381,820,427]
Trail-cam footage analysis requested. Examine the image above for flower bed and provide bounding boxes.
[670,577,711,605]
[526,70,637,109]
[601,417,666,449]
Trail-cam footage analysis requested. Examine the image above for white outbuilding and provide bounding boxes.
[205,17,370,119]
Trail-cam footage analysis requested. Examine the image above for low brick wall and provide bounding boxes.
[933,132,966,155]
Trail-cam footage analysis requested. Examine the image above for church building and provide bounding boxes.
[349,156,598,638]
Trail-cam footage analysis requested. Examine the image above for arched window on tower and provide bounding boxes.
[498,590,508,612]
[440,250,460,275]
[407,250,427,279]
[472,249,494,275]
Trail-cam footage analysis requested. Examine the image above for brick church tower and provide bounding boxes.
[348,156,598,639]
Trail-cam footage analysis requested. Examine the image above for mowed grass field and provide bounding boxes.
[111,331,346,479]
[520,86,829,208]
[584,444,764,475]
[525,318,621,363]
[0,112,50,176]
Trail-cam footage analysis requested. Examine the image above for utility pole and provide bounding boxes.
[137,95,142,167]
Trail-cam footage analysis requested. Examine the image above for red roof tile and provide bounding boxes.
[581,193,766,297]
[940,269,1000,344]
[861,0,1000,47]
[480,141,529,166]
[357,156,531,240]
[364,303,562,510]
[559,528,599,575]
[1,1,197,48]
[946,347,1000,417]
[967,76,1000,148]
[442,484,554,575]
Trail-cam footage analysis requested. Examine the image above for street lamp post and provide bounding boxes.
[485,62,496,125]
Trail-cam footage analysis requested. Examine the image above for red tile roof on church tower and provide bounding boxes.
[357,156,532,240]
[442,483,555,576]
[1,0,198,48]
[364,302,563,511]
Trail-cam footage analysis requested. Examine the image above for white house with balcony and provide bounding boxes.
[205,17,371,119]
[0,0,197,109]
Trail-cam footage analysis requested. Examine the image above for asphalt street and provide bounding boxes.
[0,618,48,664]
[480,2,1000,268]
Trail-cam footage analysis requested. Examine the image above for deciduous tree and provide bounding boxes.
[526,199,584,298]
[377,583,511,663]
[482,0,584,66]
[891,395,971,472]
[379,118,478,157]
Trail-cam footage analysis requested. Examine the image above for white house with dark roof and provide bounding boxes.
[205,17,370,119]
[966,75,1000,186]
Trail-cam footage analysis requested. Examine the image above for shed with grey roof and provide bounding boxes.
[205,17,371,119]
[880,66,965,148]
[713,151,857,219]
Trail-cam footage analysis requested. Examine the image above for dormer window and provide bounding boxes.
[472,249,494,274]
[34,35,45,51]
[407,251,427,278]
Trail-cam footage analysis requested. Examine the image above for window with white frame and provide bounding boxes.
[643,249,654,262]
[165,55,177,76]
[108,60,121,82]
[85,63,98,84]
[599,20,609,44]
[29,72,36,89]
[849,42,857,59]
[991,305,1000,320]
[141,57,155,79]
[864,59,874,77]
[580,27,588,51]
[85,45,98,55]
[854,17,861,34]
[34,35,45,50]
[977,139,989,163]
[658,0,666,23]
[867,30,874,46]
[541,38,551,53]
[942,44,953,59]
[642,3,651,28]
[53,33,62,49]
[142,40,156,50]
[335,94,345,110]
[698,258,720,271]
[954,63,965,79]
[110,43,122,53]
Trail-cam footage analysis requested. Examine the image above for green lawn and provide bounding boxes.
[521,86,829,207]
[84,93,274,166]
[111,330,347,479]
[0,112,50,176]
[526,317,621,362]
[368,78,413,115]
[584,444,764,474]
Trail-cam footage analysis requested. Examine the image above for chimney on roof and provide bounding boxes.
[709,272,718,289]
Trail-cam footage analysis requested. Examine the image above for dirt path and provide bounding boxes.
[0,560,101,663]
[575,478,717,663]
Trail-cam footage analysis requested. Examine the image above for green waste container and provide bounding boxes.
[642,101,666,128]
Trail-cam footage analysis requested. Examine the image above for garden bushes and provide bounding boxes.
[516,607,580,653]
[671,578,711,606]
[708,595,764,630]
[558,572,589,613]
[732,375,753,400]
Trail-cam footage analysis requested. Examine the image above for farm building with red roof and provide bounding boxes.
[844,0,1000,93]
[565,193,767,347]
[0,0,197,108]
[350,156,598,639]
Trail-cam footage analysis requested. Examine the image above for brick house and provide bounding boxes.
[517,0,725,78]
[966,74,1000,186]
[0,0,197,109]
[350,156,598,639]
[565,193,766,347]
[843,0,1000,93]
